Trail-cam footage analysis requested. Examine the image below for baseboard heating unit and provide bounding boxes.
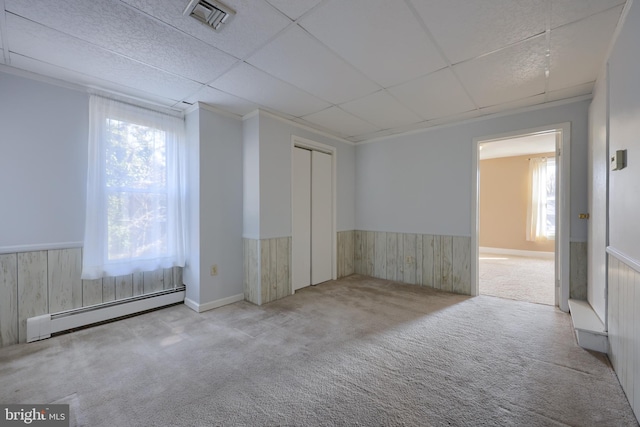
[26,286,186,343]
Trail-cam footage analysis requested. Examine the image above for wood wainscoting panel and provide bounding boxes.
[48,248,82,313]
[17,251,48,343]
[0,254,19,346]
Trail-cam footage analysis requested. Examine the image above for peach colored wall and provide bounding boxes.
[479,153,555,252]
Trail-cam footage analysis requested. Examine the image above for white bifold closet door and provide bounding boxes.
[292,147,332,291]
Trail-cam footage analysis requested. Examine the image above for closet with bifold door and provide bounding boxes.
[292,146,333,291]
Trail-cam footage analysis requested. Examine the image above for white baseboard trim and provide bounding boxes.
[479,247,555,259]
[184,293,244,313]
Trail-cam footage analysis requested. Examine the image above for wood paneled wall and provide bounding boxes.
[243,237,291,305]
[243,231,470,305]
[0,247,182,347]
[570,241,588,300]
[608,252,640,421]
[337,231,354,279]
[354,231,471,295]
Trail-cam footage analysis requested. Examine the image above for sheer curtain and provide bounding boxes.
[82,96,186,279]
[526,157,548,242]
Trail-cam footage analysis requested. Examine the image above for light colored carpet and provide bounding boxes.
[480,253,555,306]
[0,275,636,426]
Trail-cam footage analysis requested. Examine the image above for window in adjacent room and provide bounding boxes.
[82,96,186,279]
[526,156,556,241]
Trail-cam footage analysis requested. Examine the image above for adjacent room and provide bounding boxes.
[479,132,558,306]
[1,0,640,425]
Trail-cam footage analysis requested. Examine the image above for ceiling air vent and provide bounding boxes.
[183,0,235,31]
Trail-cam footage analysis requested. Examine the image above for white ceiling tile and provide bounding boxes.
[7,14,202,101]
[546,82,594,102]
[548,6,622,91]
[9,53,181,107]
[388,68,476,121]
[478,94,547,116]
[454,36,547,108]
[211,63,329,117]
[120,0,291,59]
[341,90,423,130]
[300,0,446,87]
[551,0,625,28]
[5,0,237,83]
[183,86,260,116]
[265,0,323,20]
[247,25,379,104]
[411,0,547,64]
[301,107,380,138]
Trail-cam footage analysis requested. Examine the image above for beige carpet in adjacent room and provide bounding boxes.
[480,253,556,305]
[0,275,635,426]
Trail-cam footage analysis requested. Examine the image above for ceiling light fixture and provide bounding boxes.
[183,0,235,31]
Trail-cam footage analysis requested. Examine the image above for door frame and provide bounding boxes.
[471,122,571,312]
[291,135,337,290]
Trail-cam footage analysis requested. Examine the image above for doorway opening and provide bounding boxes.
[472,124,570,311]
[478,133,557,305]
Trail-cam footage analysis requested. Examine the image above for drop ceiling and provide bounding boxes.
[0,0,626,142]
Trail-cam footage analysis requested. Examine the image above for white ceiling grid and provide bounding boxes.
[388,68,476,121]
[120,0,291,59]
[211,62,329,117]
[0,0,627,142]
[341,90,423,130]
[8,14,202,101]
[264,0,323,20]
[548,5,623,91]
[300,0,446,88]
[246,24,379,104]
[301,106,380,138]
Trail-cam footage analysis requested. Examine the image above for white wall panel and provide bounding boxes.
[292,148,312,290]
[311,151,333,285]
[608,0,640,265]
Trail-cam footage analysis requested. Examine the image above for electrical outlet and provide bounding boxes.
[210,265,218,276]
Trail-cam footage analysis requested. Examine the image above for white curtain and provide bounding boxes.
[82,96,186,279]
[526,157,548,242]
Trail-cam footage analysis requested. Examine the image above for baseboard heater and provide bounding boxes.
[26,286,186,343]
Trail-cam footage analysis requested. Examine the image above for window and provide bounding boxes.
[82,96,185,279]
[526,156,556,241]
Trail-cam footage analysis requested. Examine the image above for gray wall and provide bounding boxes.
[198,106,244,304]
[244,111,356,239]
[355,100,590,242]
[185,106,244,306]
[0,71,88,250]
[242,114,260,239]
[184,109,200,304]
